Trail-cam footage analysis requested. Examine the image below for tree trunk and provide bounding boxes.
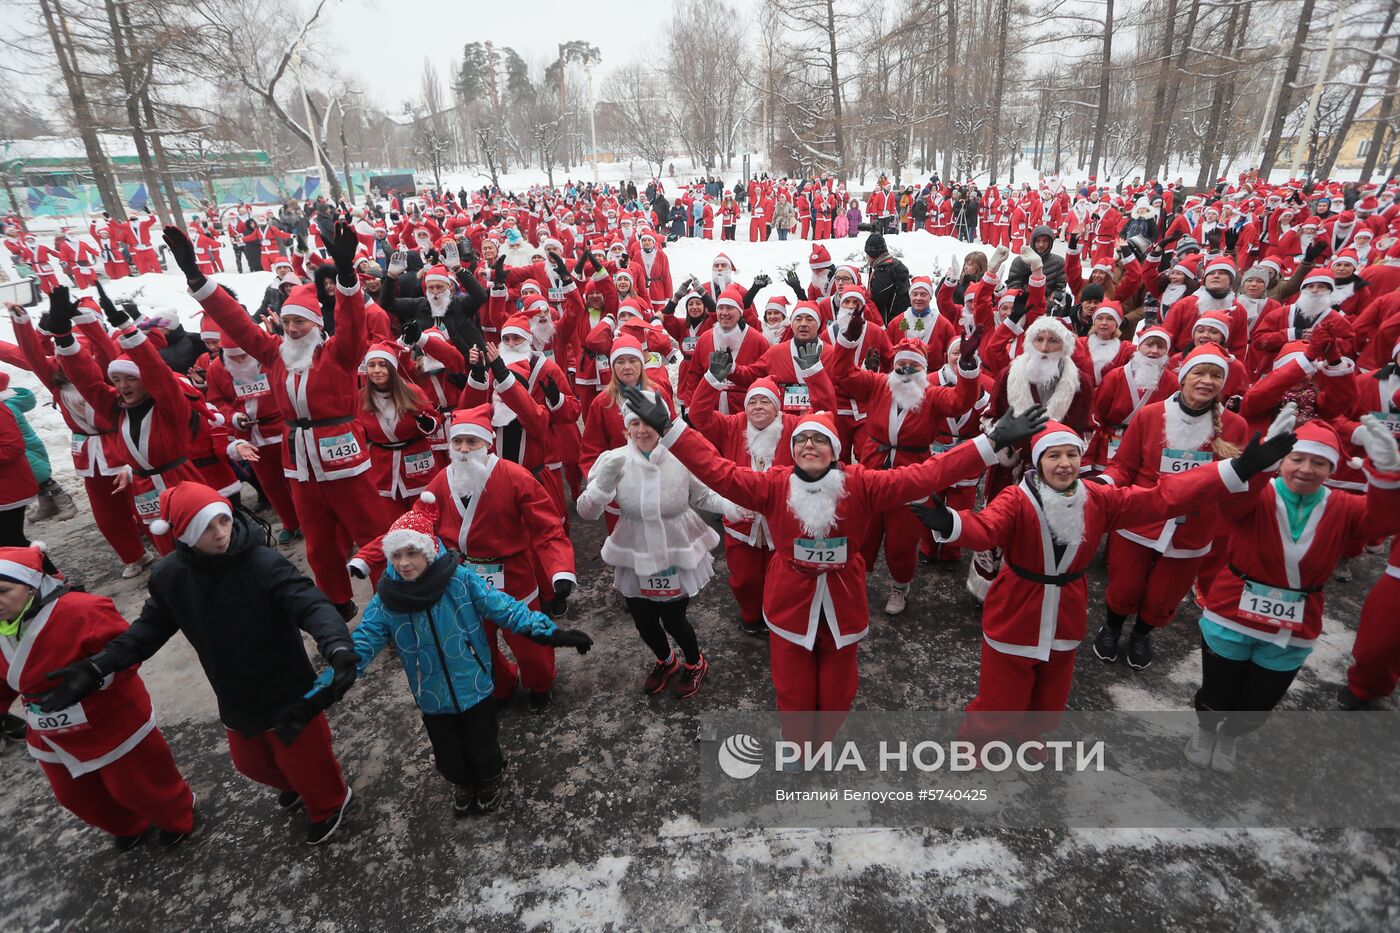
[1158,0,1201,180]
[43,0,125,219]
[1194,0,1244,189]
[985,0,1011,182]
[1258,0,1317,175]
[825,0,846,178]
[942,0,957,181]
[1140,0,1180,177]
[1088,0,1114,180]
[104,0,169,223]
[1360,32,1400,182]
[1319,2,1396,178]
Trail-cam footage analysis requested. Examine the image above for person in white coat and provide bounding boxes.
[577,390,744,699]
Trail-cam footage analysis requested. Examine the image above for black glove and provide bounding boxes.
[489,353,511,383]
[574,250,589,276]
[348,563,367,579]
[94,282,129,328]
[1009,292,1030,324]
[162,225,206,287]
[987,404,1050,450]
[34,658,104,713]
[330,222,360,287]
[326,648,360,702]
[1128,239,1147,263]
[295,233,308,253]
[909,494,954,537]
[1067,232,1079,251]
[536,628,593,654]
[708,347,734,381]
[551,253,570,280]
[1205,228,1222,252]
[619,383,673,434]
[795,338,822,371]
[1224,227,1239,252]
[272,700,316,746]
[752,273,771,289]
[400,319,423,346]
[1231,430,1297,481]
[415,412,438,434]
[1303,241,1327,264]
[958,325,985,369]
[543,376,561,406]
[492,255,506,282]
[462,243,478,271]
[618,252,629,268]
[785,270,804,295]
[45,286,76,336]
[863,349,882,372]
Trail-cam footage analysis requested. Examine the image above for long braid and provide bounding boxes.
[1211,400,1241,459]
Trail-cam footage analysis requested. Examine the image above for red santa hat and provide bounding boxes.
[892,338,929,369]
[279,283,324,326]
[1301,267,1335,290]
[381,506,439,559]
[609,334,646,366]
[712,252,738,272]
[107,354,140,380]
[1177,343,1232,381]
[745,377,782,409]
[790,410,842,458]
[500,313,534,344]
[837,283,867,309]
[617,297,649,321]
[362,341,401,370]
[790,301,823,325]
[834,263,862,285]
[808,244,833,270]
[523,297,551,319]
[1031,421,1086,465]
[448,404,495,443]
[1331,249,1360,270]
[519,279,544,298]
[0,545,47,588]
[423,264,454,288]
[1272,340,1312,373]
[1357,197,1379,215]
[1292,419,1341,468]
[764,294,791,319]
[1256,256,1283,279]
[613,268,635,289]
[1135,324,1171,348]
[909,275,934,297]
[716,284,747,314]
[149,481,232,546]
[1092,301,1123,325]
[1202,256,1237,281]
[198,315,223,341]
[1193,310,1233,340]
[1173,254,1202,280]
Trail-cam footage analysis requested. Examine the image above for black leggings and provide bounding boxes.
[626,596,699,665]
[421,697,504,790]
[1194,637,1301,736]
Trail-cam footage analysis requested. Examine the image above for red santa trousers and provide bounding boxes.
[102,260,130,280]
[289,472,396,604]
[131,249,162,275]
[962,642,1077,744]
[485,620,556,698]
[225,713,347,823]
[39,728,195,838]
[84,475,147,564]
[770,625,858,749]
[250,444,300,534]
[723,537,769,626]
[800,217,812,239]
[748,217,766,243]
[814,218,832,239]
[1346,572,1400,702]
[860,505,924,586]
[1104,535,1205,628]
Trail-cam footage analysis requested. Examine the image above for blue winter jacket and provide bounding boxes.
[344,545,558,715]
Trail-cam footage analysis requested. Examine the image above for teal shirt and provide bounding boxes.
[3,388,50,485]
[1272,477,1323,542]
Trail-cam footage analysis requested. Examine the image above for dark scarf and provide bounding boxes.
[377,553,457,613]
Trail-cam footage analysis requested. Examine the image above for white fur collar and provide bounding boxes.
[1163,394,1215,451]
[1037,477,1086,545]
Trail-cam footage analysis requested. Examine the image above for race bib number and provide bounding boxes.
[469,561,505,590]
[548,287,565,302]
[794,536,847,571]
[233,374,271,400]
[27,700,90,734]
[1160,447,1211,474]
[639,566,682,599]
[1237,580,1306,631]
[318,432,363,466]
[134,488,161,518]
[403,450,435,477]
[681,336,699,354]
[1371,412,1400,437]
[782,383,810,411]
[70,434,85,458]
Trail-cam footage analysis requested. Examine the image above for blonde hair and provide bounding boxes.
[603,367,654,408]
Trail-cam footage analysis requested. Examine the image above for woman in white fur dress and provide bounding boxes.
[577,391,746,699]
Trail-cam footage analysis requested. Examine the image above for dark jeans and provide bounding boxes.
[626,595,700,665]
[1194,637,1301,736]
[421,698,504,790]
[243,244,263,272]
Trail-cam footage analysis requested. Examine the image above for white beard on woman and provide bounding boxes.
[1086,334,1120,379]
[787,467,847,539]
[1196,287,1236,312]
[762,322,786,346]
[1161,281,1188,307]
[1127,351,1167,391]
[1163,393,1215,450]
[746,418,783,470]
[887,370,928,411]
[531,316,556,349]
[279,330,322,372]
[426,291,451,318]
[447,448,491,498]
[1295,289,1331,318]
[1039,479,1086,545]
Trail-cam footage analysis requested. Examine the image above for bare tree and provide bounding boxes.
[601,63,673,179]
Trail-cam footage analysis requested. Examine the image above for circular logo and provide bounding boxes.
[717,733,764,780]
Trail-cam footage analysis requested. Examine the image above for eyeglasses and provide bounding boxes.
[792,432,833,449]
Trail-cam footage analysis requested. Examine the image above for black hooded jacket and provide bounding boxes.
[94,511,353,735]
[1006,223,1067,294]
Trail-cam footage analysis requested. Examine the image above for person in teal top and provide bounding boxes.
[329,507,593,815]
[0,373,75,521]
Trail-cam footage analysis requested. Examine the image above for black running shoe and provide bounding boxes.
[1126,629,1154,671]
[333,601,358,623]
[1092,624,1121,663]
[113,832,145,852]
[157,799,198,849]
[277,790,303,811]
[528,690,552,714]
[306,787,353,846]
[0,712,25,742]
[475,776,505,813]
[453,785,478,816]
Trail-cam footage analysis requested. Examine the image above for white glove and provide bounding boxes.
[721,500,754,523]
[443,240,460,271]
[1020,245,1042,272]
[591,450,626,494]
[1265,402,1297,443]
[1357,414,1400,472]
[989,246,1010,271]
[387,251,407,277]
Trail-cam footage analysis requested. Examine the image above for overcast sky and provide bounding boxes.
[325,0,686,109]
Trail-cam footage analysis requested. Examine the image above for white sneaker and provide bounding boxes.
[1210,733,1238,774]
[1184,726,1216,768]
[884,585,909,616]
[121,554,152,579]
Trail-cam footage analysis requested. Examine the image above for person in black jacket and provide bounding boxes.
[379,245,487,358]
[1005,224,1067,295]
[863,232,911,324]
[37,481,361,847]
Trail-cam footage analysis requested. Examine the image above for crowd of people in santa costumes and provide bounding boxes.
[3,168,1400,850]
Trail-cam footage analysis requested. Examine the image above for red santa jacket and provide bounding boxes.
[830,351,980,470]
[205,351,286,451]
[356,381,441,501]
[1163,292,1250,358]
[1088,361,1178,469]
[679,324,769,412]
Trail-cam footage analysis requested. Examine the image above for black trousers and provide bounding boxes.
[243,244,263,272]
[626,595,699,665]
[421,698,503,790]
[1194,637,1301,736]
[0,506,27,549]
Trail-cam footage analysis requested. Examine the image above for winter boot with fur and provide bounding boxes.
[32,479,77,522]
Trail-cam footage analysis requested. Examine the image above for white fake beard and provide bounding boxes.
[447,450,491,498]
[1023,350,1062,392]
[224,350,261,380]
[278,330,322,372]
[836,307,856,333]
[1161,282,1188,307]
[786,467,847,539]
[426,291,450,318]
[1164,395,1216,451]
[498,344,530,367]
[712,270,732,292]
[1128,352,1167,391]
[531,317,556,348]
[1087,334,1120,374]
[887,370,928,411]
[712,323,743,354]
[491,391,517,427]
[1196,288,1235,312]
[811,268,830,294]
[746,418,782,470]
[1295,290,1331,318]
[1039,478,1086,546]
[762,322,787,346]
[1238,294,1266,324]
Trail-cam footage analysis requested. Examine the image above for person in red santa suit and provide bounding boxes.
[1163,255,1250,359]
[830,323,986,615]
[1073,302,1135,390]
[127,208,162,275]
[1095,345,1251,669]
[1327,249,1380,319]
[785,245,837,305]
[186,222,223,276]
[49,289,207,556]
[1087,325,1178,471]
[1343,534,1400,710]
[730,302,837,416]
[572,251,620,414]
[1249,266,1352,375]
[1165,310,1250,400]
[1186,416,1400,773]
[23,235,63,295]
[168,222,397,620]
[630,229,673,313]
[622,387,1045,733]
[885,276,959,370]
[2,546,196,851]
[678,284,769,411]
[580,334,676,484]
[914,419,1295,746]
[357,342,443,514]
[825,284,894,455]
[58,230,100,289]
[663,279,716,397]
[691,343,837,633]
[348,406,577,711]
[90,215,133,280]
